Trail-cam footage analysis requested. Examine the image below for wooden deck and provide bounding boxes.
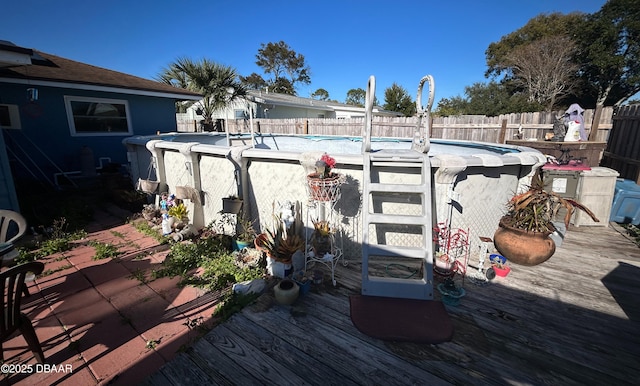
[142,224,640,385]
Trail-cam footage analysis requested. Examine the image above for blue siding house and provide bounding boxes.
[0,41,201,212]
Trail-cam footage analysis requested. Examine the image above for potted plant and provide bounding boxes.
[168,201,189,229]
[487,254,510,278]
[255,218,305,265]
[234,213,257,250]
[434,251,455,276]
[222,195,243,214]
[306,153,345,202]
[493,169,599,266]
[310,218,334,258]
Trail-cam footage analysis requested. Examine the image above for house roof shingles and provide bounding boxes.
[0,49,202,100]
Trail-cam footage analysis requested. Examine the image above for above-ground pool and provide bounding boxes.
[123,132,546,269]
[145,132,525,157]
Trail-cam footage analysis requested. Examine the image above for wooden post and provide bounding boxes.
[498,119,507,144]
[588,105,602,141]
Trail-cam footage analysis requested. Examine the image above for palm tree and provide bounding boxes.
[157,57,246,126]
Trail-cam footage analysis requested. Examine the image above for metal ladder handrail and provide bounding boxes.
[412,75,435,153]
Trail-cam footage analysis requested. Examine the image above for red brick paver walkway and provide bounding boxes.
[2,207,221,385]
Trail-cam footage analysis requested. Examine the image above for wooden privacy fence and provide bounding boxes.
[178,107,614,144]
[601,104,640,183]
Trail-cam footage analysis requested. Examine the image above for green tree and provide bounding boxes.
[383,83,416,116]
[157,58,246,126]
[485,12,585,79]
[504,35,579,111]
[574,0,640,137]
[345,88,366,106]
[485,12,585,111]
[239,73,268,91]
[436,82,541,116]
[434,96,468,117]
[255,41,311,95]
[311,88,330,101]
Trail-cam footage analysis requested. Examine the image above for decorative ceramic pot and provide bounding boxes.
[234,239,251,251]
[274,279,299,305]
[493,216,556,266]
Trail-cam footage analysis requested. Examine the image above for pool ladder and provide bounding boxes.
[360,74,436,300]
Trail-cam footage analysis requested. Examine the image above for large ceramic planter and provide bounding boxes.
[493,216,556,266]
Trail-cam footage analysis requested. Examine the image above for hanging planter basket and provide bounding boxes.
[137,179,159,194]
[175,186,201,204]
[306,172,345,202]
[222,197,243,214]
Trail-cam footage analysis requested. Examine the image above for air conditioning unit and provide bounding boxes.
[0,104,21,130]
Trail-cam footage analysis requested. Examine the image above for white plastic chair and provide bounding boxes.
[0,210,28,245]
[0,210,29,296]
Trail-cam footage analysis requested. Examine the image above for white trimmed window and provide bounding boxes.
[64,96,132,136]
[234,109,246,119]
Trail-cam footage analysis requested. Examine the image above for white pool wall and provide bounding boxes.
[123,133,546,260]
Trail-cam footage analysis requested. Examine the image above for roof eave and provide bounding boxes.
[0,77,203,100]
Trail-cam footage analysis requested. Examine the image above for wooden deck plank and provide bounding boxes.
[199,326,311,385]
[144,225,640,385]
[223,313,361,386]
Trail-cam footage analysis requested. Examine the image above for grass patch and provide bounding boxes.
[40,264,73,277]
[133,220,169,244]
[16,217,87,264]
[152,235,262,292]
[111,230,126,239]
[129,268,148,284]
[89,241,121,260]
[214,291,261,322]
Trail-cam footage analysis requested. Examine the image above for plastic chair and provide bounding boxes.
[0,210,30,297]
[0,210,28,245]
[0,261,45,363]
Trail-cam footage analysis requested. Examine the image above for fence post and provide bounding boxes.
[588,105,603,141]
[498,119,507,144]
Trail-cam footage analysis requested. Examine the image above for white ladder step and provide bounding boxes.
[367,182,426,194]
[365,245,427,259]
[369,150,426,162]
[366,213,427,225]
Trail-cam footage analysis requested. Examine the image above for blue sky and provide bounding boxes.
[3,0,608,106]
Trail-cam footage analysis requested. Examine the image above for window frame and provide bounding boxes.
[234,109,247,119]
[64,95,133,137]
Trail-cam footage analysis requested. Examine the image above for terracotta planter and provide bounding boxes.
[306,172,344,202]
[493,216,556,266]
